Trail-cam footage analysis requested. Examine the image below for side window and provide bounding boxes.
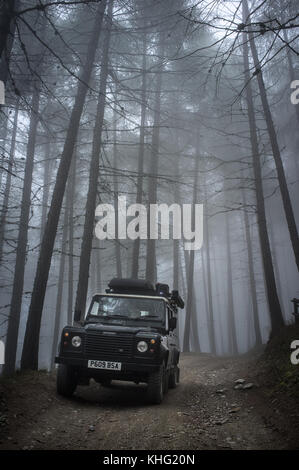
[89,299,99,316]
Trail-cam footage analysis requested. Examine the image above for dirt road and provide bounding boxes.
[0,352,297,450]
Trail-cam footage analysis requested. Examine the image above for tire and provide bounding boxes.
[147,364,165,404]
[176,366,180,383]
[164,369,169,394]
[168,366,178,389]
[57,364,77,397]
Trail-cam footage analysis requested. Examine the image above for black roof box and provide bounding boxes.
[107,278,156,295]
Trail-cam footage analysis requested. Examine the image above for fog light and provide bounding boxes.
[71,336,81,348]
[137,341,148,353]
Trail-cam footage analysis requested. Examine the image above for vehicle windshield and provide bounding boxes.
[86,295,165,325]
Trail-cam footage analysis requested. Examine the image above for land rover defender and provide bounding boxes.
[55,278,184,404]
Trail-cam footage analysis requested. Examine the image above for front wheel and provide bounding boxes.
[147,364,165,404]
[57,364,77,397]
[169,365,179,389]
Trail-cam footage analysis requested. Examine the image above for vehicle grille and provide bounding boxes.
[84,332,134,360]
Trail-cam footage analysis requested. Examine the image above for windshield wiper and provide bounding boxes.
[104,314,130,320]
[88,313,127,319]
[130,315,161,321]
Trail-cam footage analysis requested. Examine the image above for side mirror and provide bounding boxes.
[73,309,82,323]
[169,317,177,331]
[171,290,184,309]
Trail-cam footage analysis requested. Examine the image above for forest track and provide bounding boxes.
[0,352,297,450]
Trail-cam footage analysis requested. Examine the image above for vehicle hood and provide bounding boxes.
[83,323,160,335]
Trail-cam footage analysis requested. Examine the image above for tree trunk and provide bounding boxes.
[74,0,112,320]
[200,248,211,348]
[0,101,19,263]
[40,140,53,242]
[95,239,102,293]
[183,249,201,352]
[178,243,187,348]
[21,1,107,370]
[67,155,76,325]
[242,0,284,335]
[267,213,284,311]
[90,248,97,296]
[244,0,299,272]
[183,152,200,352]
[0,114,8,185]
[224,210,238,355]
[131,33,147,278]
[0,0,18,82]
[145,35,165,284]
[241,182,262,346]
[3,85,40,376]
[203,186,216,354]
[172,135,180,291]
[50,204,68,367]
[113,87,122,278]
[175,248,181,346]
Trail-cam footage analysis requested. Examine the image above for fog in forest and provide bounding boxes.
[0,0,298,374]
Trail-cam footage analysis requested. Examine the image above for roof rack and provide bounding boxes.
[106,278,184,310]
[107,278,156,296]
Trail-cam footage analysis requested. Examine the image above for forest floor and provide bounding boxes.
[0,329,299,450]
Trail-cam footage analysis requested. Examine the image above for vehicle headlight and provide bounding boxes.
[71,336,82,348]
[137,340,148,353]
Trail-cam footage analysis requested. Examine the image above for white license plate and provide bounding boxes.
[88,360,122,370]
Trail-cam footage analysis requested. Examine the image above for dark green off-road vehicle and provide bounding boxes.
[55,278,184,404]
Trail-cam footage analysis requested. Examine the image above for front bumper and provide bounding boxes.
[55,355,161,375]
